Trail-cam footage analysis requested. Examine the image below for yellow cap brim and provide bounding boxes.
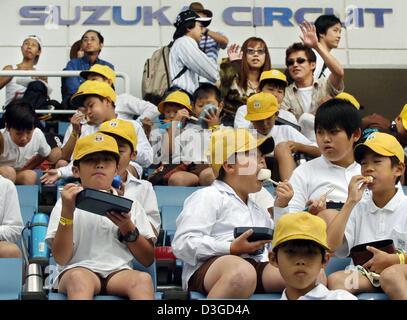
[273,234,331,251]
[245,111,278,121]
[402,118,407,131]
[354,143,396,163]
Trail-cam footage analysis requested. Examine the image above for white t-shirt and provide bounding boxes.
[297,86,314,114]
[0,128,51,169]
[0,175,23,243]
[250,187,275,210]
[336,187,407,257]
[45,190,156,280]
[281,283,357,300]
[123,170,161,235]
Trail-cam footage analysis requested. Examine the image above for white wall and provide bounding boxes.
[0,0,406,106]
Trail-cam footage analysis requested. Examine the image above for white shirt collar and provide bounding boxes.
[281,283,329,300]
[366,187,405,214]
[124,169,140,185]
[320,155,358,170]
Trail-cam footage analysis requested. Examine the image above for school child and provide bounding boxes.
[269,212,357,300]
[245,92,320,181]
[326,132,407,299]
[45,132,156,300]
[172,128,293,298]
[99,119,160,235]
[0,101,60,184]
[280,98,362,224]
[234,69,298,128]
[0,175,23,257]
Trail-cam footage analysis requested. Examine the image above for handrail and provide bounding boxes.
[0,70,130,94]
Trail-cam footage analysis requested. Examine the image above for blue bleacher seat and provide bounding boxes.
[16,185,39,210]
[154,186,201,209]
[0,258,23,300]
[161,205,183,245]
[189,291,281,300]
[325,257,352,276]
[357,293,389,300]
[403,185,407,195]
[20,206,36,226]
[58,122,70,137]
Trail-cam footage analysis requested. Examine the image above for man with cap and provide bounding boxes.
[245,92,320,181]
[326,132,407,298]
[172,128,294,298]
[189,2,228,81]
[170,9,219,95]
[61,29,114,106]
[269,212,357,300]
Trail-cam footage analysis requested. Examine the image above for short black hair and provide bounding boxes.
[273,239,327,263]
[285,42,317,65]
[259,79,287,92]
[173,20,197,40]
[315,98,362,139]
[315,15,342,41]
[193,83,222,104]
[3,101,38,130]
[216,166,226,181]
[81,29,104,44]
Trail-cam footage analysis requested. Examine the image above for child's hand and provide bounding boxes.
[230,229,271,255]
[227,44,243,61]
[142,117,153,138]
[305,197,327,215]
[40,169,60,184]
[106,211,135,236]
[61,183,83,216]
[274,180,294,208]
[363,246,399,274]
[347,175,367,204]
[70,111,85,135]
[173,109,190,122]
[203,107,221,128]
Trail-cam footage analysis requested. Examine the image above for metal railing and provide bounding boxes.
[0,70,130,114]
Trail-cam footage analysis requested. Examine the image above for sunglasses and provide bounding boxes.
[286,57,308,66]
[246,48,266,55]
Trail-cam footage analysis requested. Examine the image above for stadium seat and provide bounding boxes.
[0,258,23,300]
[325,257,352,276]
[58,121,70,137]
[154,186,201,209]
[20,206,36,226]
[189,291,281,300]
[357,293,389,300]
[403,185,407,195]
[161,205,183,245]
[16,185,39,210]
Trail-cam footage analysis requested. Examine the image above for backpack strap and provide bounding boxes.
[318,62,328,79]
[162,47,171,89]
[172,66,188,82]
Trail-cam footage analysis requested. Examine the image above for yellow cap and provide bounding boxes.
[399,104,407,130]
[259,69,288,87]
[272,212,330,251]
[207,128,274,174]
[157,91,192,114]
[99,119,137,152]
[335,92,361,110]
[73,132,119,161]
[71,80,116,107]
[354,131,404,164]
[245,92,279,121]
[80,64,116,86]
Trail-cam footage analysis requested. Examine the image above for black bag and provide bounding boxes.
[21,81,62,120]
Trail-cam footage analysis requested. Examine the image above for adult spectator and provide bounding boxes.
[220,37,271,126]
[69,39,84,60]
[61,30,114,105]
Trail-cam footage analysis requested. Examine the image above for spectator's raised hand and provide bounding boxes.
[299,21,319,49]
[40,169,60,185]
[227,44,243,61]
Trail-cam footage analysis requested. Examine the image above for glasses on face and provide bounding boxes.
[286,57,308,66]
[246,48,266,55]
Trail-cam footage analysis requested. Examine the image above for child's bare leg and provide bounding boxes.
[55,159,69,168]
[317,209,338,227]
[274,143,296,181]
[199,168,215,186]
[203,255,257,298]
[380,264,407,299]
[0,166,16,182]
[261,263,286,292]
[106,269,154,300]
[328,269,375,294]
[58,267,101,300]
[15,170,37,185]
[168,171,199,186]
[0,241,22,258]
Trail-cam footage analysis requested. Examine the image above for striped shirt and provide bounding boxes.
[199,32,224,63]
